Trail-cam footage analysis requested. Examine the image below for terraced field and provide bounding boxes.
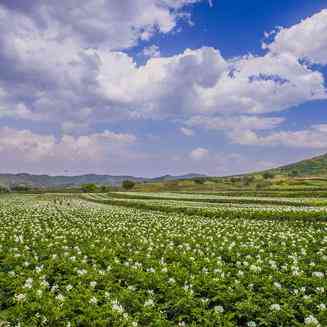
[84,192,327,222]
[0,192,326,326]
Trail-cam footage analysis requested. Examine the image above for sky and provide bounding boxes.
[0,0,326,177]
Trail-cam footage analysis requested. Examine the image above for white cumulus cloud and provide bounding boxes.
[189,147,209,160]
[229,124,327,149]
[265,9,327,65]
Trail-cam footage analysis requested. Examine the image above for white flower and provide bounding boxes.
[318,304,326,311]
[316,287,324,294]
[214,305,224,313]
[56,294,65,302]
[89,296,97,305]
[40,280,49,288]
[51,284,59,293]
[270,304,281,311]
[66,284,73,292]
[273,282,282,289]
[90,281,97,288]
[247,321,256,327]
[24,278,33,289]
[144,299,154,307]
[77,269,87,276]
[304,315,320,326]
[312,272,324,278]
[249,265,261,273]
[112,300,124,313]
[14,293,26,302]
[237,270,244,277]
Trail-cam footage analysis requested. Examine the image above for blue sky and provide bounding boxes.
[0,0,326,176]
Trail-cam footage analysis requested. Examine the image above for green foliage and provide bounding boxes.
[0,194,326,326]
[274,153,327,177]
[262,171,274,179]
[288,170,300,177]
[122,180,136,190]
[230,177,241,184]
[242,176,255,186]
[85,193,327,222]
[0,184,9,193]
[100,185,112,193]
[255,180,272,190]
[103,191,327,208]
[193,177,206,185]
[81,183,98,193]
[10,184,31,192]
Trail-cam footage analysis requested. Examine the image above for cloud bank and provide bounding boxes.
[0,1,326,174]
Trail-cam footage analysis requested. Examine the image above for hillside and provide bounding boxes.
[269,153,327,177]
[1,153,327,190]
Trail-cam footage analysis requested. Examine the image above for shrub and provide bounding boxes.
[122,180,136,190]
[11,184,31,192]
[193,177,205,185]
[242,176,255,186]
[263,172,275,179]
[0,184,9,193]
[100,185,112,192]
[289,170,300,177]
[81,183,98,193]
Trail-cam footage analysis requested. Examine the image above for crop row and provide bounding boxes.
[178,191,327,199]
[108,192,327,207]
[83,194,327,222]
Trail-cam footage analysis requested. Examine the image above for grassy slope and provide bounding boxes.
[269,153,327,177]
[132,153,327,192]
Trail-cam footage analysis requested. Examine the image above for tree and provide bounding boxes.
[81,183,97,193]
[263,171,275,179]
[242,176,255,186]
[230,177,241,184]
[289,170,299,177]
[11,184,31,192]
[122,180,135,190]
[255,180,271,190]
[100,185,111,193]
[0,184,9,193]
[193,177,205,185]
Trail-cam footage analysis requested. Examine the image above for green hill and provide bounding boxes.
[270,153,327,177]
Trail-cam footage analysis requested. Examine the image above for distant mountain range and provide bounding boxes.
[0,173,206,188]
[1,152,327,189]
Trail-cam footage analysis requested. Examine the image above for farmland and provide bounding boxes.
[0,192,326,326]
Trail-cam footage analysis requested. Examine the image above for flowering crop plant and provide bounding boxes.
[0,194,326,326]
